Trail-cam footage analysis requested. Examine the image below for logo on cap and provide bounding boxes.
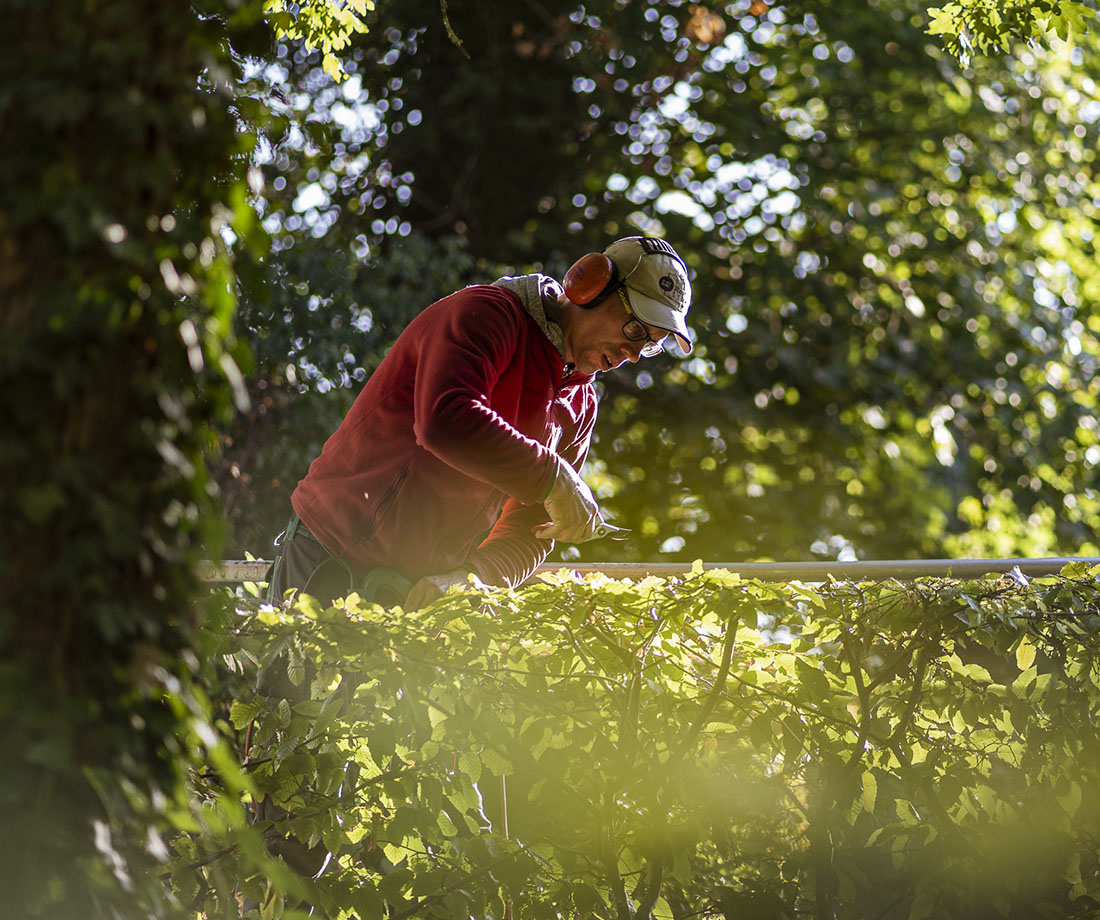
[659,275,674,293]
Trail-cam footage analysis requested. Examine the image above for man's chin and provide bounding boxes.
[574,351,613,375]
[575,359,601,376]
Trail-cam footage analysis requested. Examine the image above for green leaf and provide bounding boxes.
[275,698,292,729]
[926,7,960,37]
[1061,561,1091,578]
[456,751,482,783]
[378,867,414,902]
[1057,781,1083,817]
[1015,635,1037,671]
[794,657,831,699]
[479,746,512,775]
[230,698,267,730]
[287,644,305,687]
[349,882,386,920]
[861,770,878,814]
[572,883,607,914]
[895,799,919,826]
[963,663,992,683]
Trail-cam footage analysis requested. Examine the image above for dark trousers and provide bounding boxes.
[266,514,356,607]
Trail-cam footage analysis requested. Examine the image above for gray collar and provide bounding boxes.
[490,273,566,358]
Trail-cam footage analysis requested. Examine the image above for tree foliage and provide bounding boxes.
[264,0,373,81]
[175,565,1100,918]
[927,0,1097,61]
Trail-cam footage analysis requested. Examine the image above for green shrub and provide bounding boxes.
[179,564,1100,919]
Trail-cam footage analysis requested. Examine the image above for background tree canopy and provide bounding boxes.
[220,0,1100,572]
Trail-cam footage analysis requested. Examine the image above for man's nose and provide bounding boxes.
[620,342,643,364]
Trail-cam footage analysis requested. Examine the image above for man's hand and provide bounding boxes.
[534,457,603,543]
[404,567,478,611]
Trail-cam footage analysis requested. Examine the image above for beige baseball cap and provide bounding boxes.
[604,236,694,353]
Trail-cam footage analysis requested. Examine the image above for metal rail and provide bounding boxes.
[200,557,1100,585]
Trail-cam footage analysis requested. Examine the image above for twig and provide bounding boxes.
[440,0,470,59]
[603,823,633,920]
[676,606,742,757]
[635,845,665,919]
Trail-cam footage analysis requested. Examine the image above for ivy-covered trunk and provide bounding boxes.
[0,4,263,918]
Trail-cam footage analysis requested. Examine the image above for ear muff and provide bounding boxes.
[563,252,619,306]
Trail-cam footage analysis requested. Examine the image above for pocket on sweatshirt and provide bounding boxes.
[359,466,409,543]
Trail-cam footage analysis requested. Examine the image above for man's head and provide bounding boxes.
[562,237,693,355]
[556,237,694,376]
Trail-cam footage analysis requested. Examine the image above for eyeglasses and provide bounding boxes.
[617,288,665,358]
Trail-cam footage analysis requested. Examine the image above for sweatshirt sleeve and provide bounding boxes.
[411,287,559,505]
[465,382,598,587]
[465,498,553,588]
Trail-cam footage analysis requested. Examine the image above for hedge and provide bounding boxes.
[172,563,1100,919]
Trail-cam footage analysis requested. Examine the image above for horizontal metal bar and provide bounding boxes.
[200,557,1100,585]
[200,561,272,583]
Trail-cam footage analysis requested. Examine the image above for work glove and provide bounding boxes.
[405,567,482,611]
[533,456,603,543]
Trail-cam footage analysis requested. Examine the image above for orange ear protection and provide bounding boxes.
[563,252,620,306]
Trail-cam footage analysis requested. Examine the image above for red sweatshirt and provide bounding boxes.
[292,283,597,588]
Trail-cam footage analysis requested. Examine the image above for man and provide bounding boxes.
[268,236,693,609]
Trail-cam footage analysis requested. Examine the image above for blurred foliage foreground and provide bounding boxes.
[172,565,1100,920]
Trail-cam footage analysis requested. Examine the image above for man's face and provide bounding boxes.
[563,288,670,375]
